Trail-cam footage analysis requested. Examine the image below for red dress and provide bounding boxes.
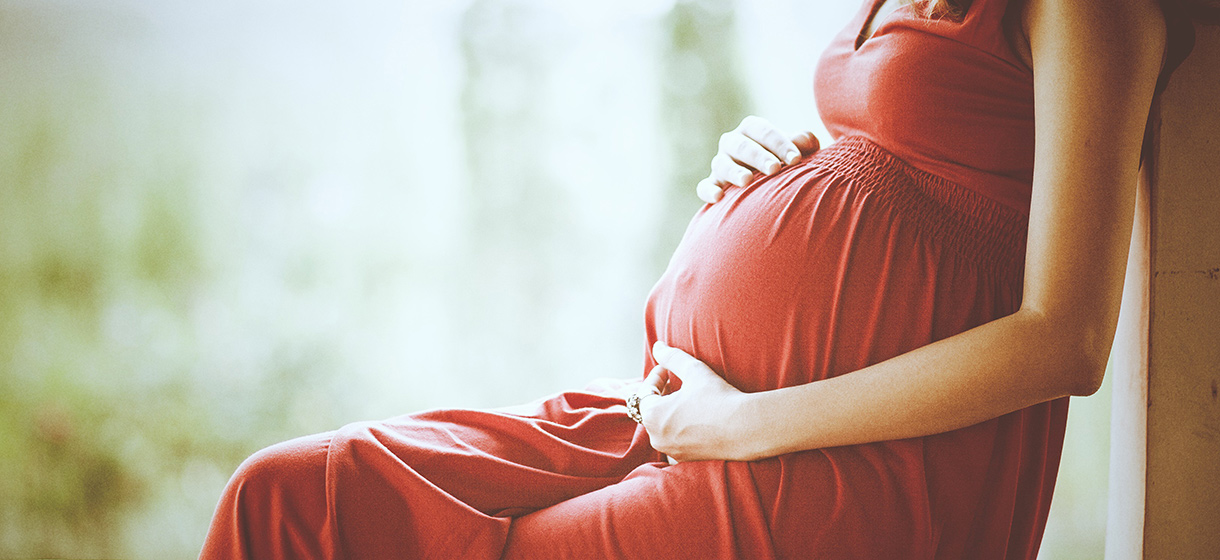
[200,0,1069,558]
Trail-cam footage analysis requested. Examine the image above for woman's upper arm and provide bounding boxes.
[1020,0,1166,391]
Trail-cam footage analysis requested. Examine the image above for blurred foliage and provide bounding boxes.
[655,0,750,267]
[5,78,289,555]
[0,46,342,560]
[1,81,205,555]
[456,0,574,396]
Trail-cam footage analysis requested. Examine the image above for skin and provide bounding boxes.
[637,0,1168,462]
[697,116,820,203]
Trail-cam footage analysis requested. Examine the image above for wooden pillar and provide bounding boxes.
[1106,21,1220,560]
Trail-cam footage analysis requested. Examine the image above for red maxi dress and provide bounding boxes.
[201,0,1070,557]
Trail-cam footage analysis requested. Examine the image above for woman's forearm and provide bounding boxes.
[732,308,1104,459]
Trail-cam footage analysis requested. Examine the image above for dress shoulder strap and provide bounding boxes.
[954,0,1029,70]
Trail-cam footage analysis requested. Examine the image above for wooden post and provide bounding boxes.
[1106,21,1220,560]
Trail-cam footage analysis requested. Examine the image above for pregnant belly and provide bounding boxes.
[641,137,1026,393]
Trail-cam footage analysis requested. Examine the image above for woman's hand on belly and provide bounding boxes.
[636,341,760,462]
[696,116,821,204]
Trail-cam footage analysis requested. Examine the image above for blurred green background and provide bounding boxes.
[0,0,1108,557]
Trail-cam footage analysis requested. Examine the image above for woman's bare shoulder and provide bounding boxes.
[1019,0,1167,69]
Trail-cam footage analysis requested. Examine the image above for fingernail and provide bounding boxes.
[766,162,781,175]
[738,171,752,185]
[785,150,799,164]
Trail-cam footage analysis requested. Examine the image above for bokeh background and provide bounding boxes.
[0,0,1111,557]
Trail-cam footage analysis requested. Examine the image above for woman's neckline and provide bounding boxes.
[855,0,905,51]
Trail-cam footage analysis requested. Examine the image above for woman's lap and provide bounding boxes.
[201,388,944,559]
[503,459,774,559]
[201,384,677,559]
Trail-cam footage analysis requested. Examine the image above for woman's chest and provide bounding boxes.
[813,13,1036,185]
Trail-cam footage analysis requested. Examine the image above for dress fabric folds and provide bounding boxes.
[200,0,1073,558]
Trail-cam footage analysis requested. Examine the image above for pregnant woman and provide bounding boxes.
[201,0,1197,557]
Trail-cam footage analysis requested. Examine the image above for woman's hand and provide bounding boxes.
[634,341,758,462]
[697,116,821,203]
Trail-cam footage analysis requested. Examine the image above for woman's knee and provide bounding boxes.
[226,431,333,504]
[202,432,335,558]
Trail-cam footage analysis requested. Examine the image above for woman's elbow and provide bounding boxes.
[1063,324,1115,397]
[1020,308,1113,397]
[1067,357,1107,397]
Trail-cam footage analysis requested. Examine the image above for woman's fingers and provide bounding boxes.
[711,117,797,186]
[717,131,781,178]
[641,364,668,396]
[737,115,801,166]
[651,341,718,387]
[710,152,755,188]
[696,177,724,204]
[645,341,747,462]
[701,116,820,205]
[790,130,821,157]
